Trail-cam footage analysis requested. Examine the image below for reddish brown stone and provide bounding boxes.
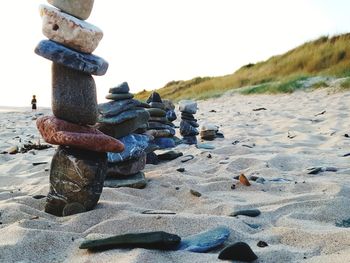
[37,116,124,153]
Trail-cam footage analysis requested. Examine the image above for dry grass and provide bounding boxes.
[135,33,350,101]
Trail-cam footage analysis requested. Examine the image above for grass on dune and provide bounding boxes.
[135,33,350,101]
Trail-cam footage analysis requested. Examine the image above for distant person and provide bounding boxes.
[31,95,37,111]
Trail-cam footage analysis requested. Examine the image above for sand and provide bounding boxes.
[1,89,350,263]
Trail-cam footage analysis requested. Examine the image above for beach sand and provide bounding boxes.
[1,89,350,262]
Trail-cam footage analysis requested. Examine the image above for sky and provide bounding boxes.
[1,0,350,107]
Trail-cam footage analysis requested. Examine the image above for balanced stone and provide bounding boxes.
[104,172,147,189]
[52,63,98,125]
[99,109,139,125]
[47,0,94,20]
[40,4,103,53]
[37,116,124,152]
[183,136,197,145]
[218,242,258,262]
[187,120,199,128]
[149,102,165,110]
[179,100,197,114]
[97,110,150,139]
[148,122,175,132]
[107,153,146,177]
[45,146,107,217]
[200,130,216,140]
[181,112,196,119]
[180,121,199,136]
[147,108,166,117]
[79,231,181,251]
[163,99,175,111]
[145,129,173,138]
[178,227,230,253]
[109,82,130,94]
[106,93,134,101]
[146,92,163,103]
[201,123,219,132]
[35,40,108,76]
[98,99,142,118]
[154,138,175,149]
[166,110,177,122]
[149,116,168,123]
[108,134,149,163]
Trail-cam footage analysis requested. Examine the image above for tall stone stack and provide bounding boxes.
[179,100,199,145]
[96,82,151,189]
[34,0,124,216]
[146,92,176,149]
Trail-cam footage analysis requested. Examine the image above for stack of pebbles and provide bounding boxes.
[35,0,124,216]
[146,92,176,149]
[179,100,199,145]
[97,82,151,189]
[200,123,219,141]
[162,99,177,125]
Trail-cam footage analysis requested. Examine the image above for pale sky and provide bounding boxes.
[1,0,350,107]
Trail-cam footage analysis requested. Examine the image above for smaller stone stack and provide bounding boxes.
[97,82,150,189]
[35,0,124,216]
[145,92,176,149]
[200,123,219,141]
[179,100,199,145]
[163,99,177,125]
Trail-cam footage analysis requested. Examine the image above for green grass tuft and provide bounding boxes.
[135,33,350,101]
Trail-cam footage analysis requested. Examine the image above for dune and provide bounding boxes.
[1,89,350,262]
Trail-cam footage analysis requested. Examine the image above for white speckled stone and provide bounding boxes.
[40,4,103,53]
[47,0,94,20]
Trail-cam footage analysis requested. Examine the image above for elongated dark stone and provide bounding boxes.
[79,231,181,251]
[45,146,107,217]
[230,209,261,217]
[52,63,98,125]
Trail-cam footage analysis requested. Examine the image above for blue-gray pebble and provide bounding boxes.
[35,40,108,76]
[178,227,230,253]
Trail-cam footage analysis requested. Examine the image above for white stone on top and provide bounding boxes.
[40,4,103,54]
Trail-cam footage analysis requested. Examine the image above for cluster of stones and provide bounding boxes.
[96,83,150,189]
[179,100,199,145]
[35,0,124,216]
[144,92,177,163]
[200,123,220,141]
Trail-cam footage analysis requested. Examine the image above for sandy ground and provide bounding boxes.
[1,89,350,263]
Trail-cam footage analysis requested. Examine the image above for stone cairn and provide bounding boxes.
[200,123,219,141]
[144,92,178,164]
[96,82,151,189]
[34,0,124,216]
[179,100,199,145]
[146,92,177,149]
